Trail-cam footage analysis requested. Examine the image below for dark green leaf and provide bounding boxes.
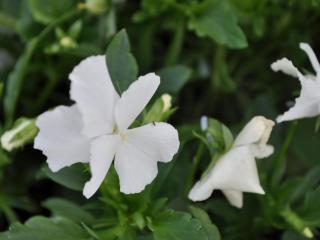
[106,29,138,95]
[42,164,89,191]
[2,216,89,240]
[188,0,247,49]
[43,198,95,225]
[148,210,208,240]
[189,206,221,240]
[28,0,76,24]
[298,188,320,227]
[4,39,38,126]
[157,65,192,95]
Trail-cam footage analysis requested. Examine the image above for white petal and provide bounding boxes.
[188,180,212,201]
[276,96,320,123]
[126,122,180,163]
[114,141,158,194]
[222,190,243,208]
[115,73,160,131]
[250,144,274,159]
[300,42,320,76]
[233,116,274,147]
[83,135,120,199]
[188,146,264,202]
[271,58,301,78]
[69,55,119,138]
[114,122,179,194]
[34,105,90,172]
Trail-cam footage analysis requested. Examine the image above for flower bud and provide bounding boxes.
[85,0,109,14]
[1,118,38,151]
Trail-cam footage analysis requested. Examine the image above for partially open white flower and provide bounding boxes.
[271,43,320,123]
[188,116,274,208]
[34,56,180,198]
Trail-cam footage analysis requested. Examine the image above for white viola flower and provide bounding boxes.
[188,116,274,208]
[34,56,180,198]
[271,43,320,123]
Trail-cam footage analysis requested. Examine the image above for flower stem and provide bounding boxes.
[271,121,298,184]
[0,196,18,224]
[184,143,205,195]
[164,17,185,66]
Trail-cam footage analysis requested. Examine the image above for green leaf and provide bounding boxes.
[195,117,233,157]
[4,38,38,126]
[106,29,138,95]
[148,210,208,240]
[43,198,95,225]
[2,216,90,240]
[28,0,76,24]
[298,188,320,227]
[41,164,89,191]
[188,0,247,49]
[157,65,192,95]
[189,206,221,240]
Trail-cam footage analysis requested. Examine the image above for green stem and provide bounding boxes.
[273,121,298,171]
[280,206,313,238]
[184,143,205,195]
[0,196,18,224]
[164,17,185,66]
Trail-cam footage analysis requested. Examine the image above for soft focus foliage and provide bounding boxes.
[0,0,320,239]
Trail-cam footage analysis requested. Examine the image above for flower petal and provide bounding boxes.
[126,122,180,162]
[34,105,90,172]
[115,73,160,131]
[276,96,320,123]
[188,146,264,202]
[222,190,243,208]
[300,42,320,76]
[233,116,274,147]
[69,55,119,138]
[271,58,301,78]
[114,122,178,194]
[83,135,120,199]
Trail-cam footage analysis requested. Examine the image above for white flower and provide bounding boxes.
[188,116,274,208]
[271,43,320,123]
[34,56,180,198]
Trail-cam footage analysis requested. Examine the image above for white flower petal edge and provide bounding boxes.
[115,73,160,131]
[222,190,243,208]
[69,55,119,138]
[115,123,179,194]
[271,43,320,123]
[34,105,90,172]
[188,116,274,208]
[83,135,120,199]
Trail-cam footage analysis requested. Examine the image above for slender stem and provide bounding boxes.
[0,196,18,224]
[184,143,205,195]
[273,121,298,170]
[270,121,298,187]
[164,17,185,66]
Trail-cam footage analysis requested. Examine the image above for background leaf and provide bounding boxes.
[106,29,138,95]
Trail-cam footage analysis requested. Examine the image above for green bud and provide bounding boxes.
[85,0,109,14]
[144,94,176,124]
[1,118,38,152]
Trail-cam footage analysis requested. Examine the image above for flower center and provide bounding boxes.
[113,127,128,141]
